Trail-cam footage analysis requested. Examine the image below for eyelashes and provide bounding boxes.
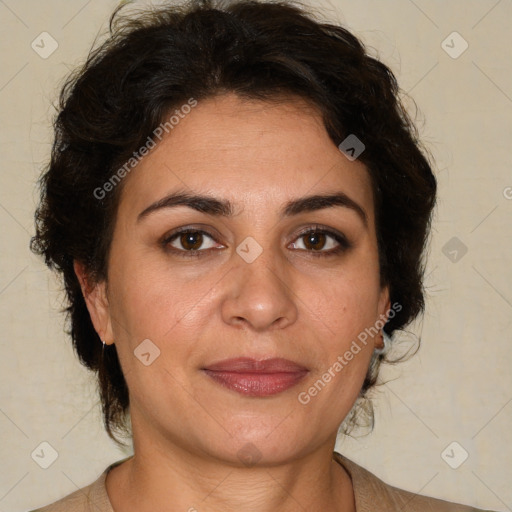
[160,225,352,259]
[163,228,220,255]
[291,226,350,254]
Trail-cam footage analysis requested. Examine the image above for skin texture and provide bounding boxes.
[75,93,390,512]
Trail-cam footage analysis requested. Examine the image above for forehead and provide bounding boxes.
[116,93,375,224]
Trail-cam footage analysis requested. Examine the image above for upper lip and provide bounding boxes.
[202,357,309,373]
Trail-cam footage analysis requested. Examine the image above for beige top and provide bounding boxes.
[30,452,493,511]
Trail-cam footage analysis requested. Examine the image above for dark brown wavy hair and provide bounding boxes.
[30,0,436,446]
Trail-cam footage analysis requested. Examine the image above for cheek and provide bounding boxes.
[294,276,378,414]
[106,270,205,412]
[107,258,220,378]
[296,260,381,396]
[108,249,204,332]
[308,260,382,340]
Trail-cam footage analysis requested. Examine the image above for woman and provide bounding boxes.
[29,0,495,510]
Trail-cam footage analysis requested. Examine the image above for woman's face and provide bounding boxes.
[82,93,389,464]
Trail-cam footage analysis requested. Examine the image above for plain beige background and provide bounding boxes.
[0,1,511,511]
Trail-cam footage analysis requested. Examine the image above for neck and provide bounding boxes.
[106,439,355,512]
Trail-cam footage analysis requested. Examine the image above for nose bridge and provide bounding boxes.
[221,237,298,331]
[240,242,284,292]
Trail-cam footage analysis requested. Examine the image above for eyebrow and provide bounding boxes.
[137,189,368,227]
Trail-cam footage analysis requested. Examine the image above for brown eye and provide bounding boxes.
[163,229,220,255]
[302,231,327,251]
[289,227,351,256]
[178,232,204,251]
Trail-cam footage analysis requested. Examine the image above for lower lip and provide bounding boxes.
[202,370,308,397]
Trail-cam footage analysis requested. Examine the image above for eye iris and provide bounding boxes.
[304,232,326,251]
[181,232,203,250]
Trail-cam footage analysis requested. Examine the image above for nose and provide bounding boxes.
[220,245,298,332]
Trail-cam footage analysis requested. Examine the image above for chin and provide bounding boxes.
[204,419,313,466]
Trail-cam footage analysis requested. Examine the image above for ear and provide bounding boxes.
[378,284,391,322]
[73,260,114,345]
[373,285,391,351]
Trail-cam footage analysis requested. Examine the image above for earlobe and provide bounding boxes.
[73,260,114,344]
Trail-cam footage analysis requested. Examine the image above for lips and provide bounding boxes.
[204,357,308,373]
[202,357,309,397]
